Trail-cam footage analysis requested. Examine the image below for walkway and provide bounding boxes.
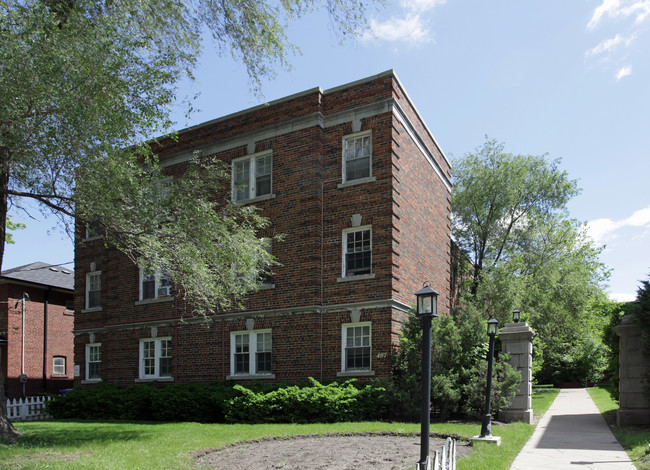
[510,388,636,469]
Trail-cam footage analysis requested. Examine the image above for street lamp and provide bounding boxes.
[414,284,439,470]
[480,317,499,439]
[512,309,521,323]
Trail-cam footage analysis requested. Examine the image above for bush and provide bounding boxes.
[47,382,238,422]
[389,304,520,421]
[47,379,388,423]
[225,378,389,423]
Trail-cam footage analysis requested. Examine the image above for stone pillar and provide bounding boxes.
[615,314,650,426]
[498,322,534,424]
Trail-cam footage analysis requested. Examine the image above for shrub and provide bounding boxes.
[389,304,520,421]
[47,379,388,423]
[225,378,389,423]
[47,382,238,422]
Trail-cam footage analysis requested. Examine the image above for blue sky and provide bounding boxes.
[5,0,650,301]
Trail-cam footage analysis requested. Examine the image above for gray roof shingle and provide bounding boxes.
[1,262,74,291]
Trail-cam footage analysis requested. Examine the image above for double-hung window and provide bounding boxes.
[342,322,372,373]
[139,337,172,380]
[53,356,66,375]
[232,152,272,202]
[230,330,273,377]
[86,271,101,309]
[86,343,101,381]
[342,132,372,183]
[140,270,172,301]
[342,226,372,277]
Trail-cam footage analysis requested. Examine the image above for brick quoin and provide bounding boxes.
[73,70,452,388]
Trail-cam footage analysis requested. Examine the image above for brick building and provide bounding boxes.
[0,262,74,398]
[73,71,452,387]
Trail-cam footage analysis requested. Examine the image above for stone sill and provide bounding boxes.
[337,274,376,283]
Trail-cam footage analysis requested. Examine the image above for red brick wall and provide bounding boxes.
[2,283,73,398]
[73,72,451,388]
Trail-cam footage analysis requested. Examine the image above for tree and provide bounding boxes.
[633,276,650,401]
[390,305,520,421]
[5,216,24,244]
[451,138,611,384]
[0,0,372,440]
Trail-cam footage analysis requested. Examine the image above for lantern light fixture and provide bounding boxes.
[414,284,439,317]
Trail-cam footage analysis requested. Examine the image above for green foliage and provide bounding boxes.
[47,380,387,423]
[633,277,650,403]
[451,137,612,386]
[74,152,275,314]
[390,306,520,421]
[4,215,24,244]
[47,382,240,422]
[226,378,388,423]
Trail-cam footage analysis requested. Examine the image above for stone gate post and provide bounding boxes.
[615,314,650,426]
[498,322,534,424]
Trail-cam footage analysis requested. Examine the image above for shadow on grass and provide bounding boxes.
[10,420,157,449]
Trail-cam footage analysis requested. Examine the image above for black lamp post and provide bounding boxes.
[512,309,521,323]
[479,317,499,438]
[414,285,439,470]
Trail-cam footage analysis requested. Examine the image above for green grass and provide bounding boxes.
[587,385,650,469]
[0,389,559,470]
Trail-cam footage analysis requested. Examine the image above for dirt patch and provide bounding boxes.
[195,433,472,470]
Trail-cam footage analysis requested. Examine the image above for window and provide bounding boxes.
[232,152,272,202]
[53,356,66,375]
[230,330,272,377]
[139,337,172,379]
[86,343,101,381]
[140,270,172,301]
[342,227,372,277]
[86,271,101,309]
[342,132,371,183]
[258,239,273,286]
[342,323,371,372]
[85,222,102,240]
[234,239,273,287]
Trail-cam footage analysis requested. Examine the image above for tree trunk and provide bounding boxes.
[0,142,21,441]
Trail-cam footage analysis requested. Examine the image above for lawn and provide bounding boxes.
[0,388,559,470]
[587,385,650,469]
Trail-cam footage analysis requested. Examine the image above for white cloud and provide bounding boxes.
[587,205,650,243]
[588,0,622,29]
[364,0,447,44]
[401,0,447,13]
[616,65,633,79]
[588,0,650,29]
[585,34,636,58]
[365,14,432,44]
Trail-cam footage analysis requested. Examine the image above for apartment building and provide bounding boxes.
[73,71,452,387]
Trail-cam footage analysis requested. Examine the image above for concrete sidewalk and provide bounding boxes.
[510,388,636,469]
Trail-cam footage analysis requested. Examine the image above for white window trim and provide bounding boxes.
[339,225,373,280]
[231,150,274,203]
[52,356,66,376]
[337,322,375,377]
[137,269,173,303]
[84,271,102,311]
[137,337,173,381]
[226,329,275,380]
[84,343,102,383]
[341,130,373,185]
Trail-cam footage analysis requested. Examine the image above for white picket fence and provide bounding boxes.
[433,437,457,470]
[6,396,52,421]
